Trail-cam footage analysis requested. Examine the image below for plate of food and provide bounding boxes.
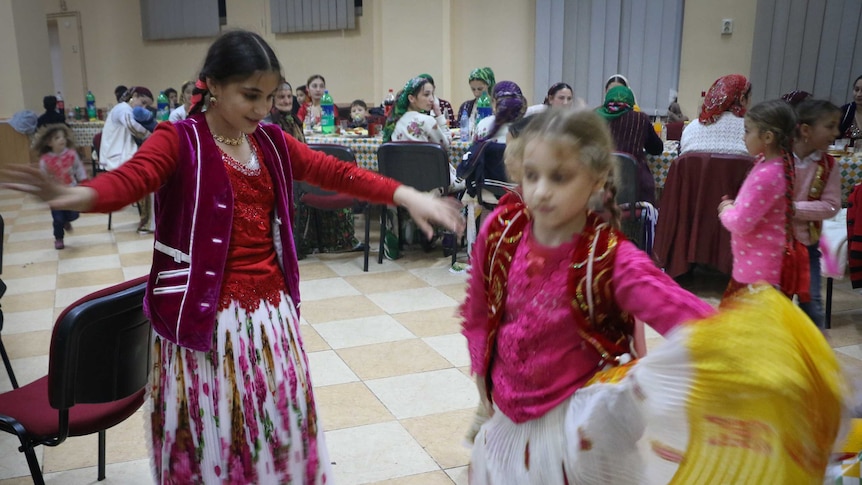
[342,127,369,138]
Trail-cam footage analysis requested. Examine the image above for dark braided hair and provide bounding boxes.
[189,30,282,115]
[745,99,797,154]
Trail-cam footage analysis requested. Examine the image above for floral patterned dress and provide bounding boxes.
[150,137,329,484]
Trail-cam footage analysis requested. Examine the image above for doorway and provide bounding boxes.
[47,12,87,111]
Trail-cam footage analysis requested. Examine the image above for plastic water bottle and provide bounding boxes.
[156,91,169,121]
[476,91,492,122]
[459,111,470,142]
[86,91,97,121]
[383,89,395,118]
[320,90,335,135]
[303,110,314,135]
[56,92,65,113]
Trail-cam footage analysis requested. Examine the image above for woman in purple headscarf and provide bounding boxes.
[473,81,527,143]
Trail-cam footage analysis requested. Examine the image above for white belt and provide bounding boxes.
[154,241,191,264]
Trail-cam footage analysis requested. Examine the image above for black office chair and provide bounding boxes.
[613,152,658,255]
[376,142,456,265]
[299,144,372,271]
[0,213,15,389]
[0,276,150,485]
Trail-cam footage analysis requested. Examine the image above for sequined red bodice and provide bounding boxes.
[218,138,286,312]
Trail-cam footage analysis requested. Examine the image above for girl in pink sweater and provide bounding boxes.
[719,99,798,296]
[461,108,714,484]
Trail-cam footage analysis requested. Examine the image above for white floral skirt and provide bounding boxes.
[149,292,331,484]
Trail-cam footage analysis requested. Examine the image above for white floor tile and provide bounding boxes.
[306,350,359,387]
[116,239,155,255]
[3,249,59,266]
[367,287,458,314]
[299,277,361,302]
[3,309,55,334]
[0,432,44,479]
[0,355,48,392]
[314,315,415,349]
[446,465,470,485]
[366,368,478,419]
[326,421,438,484]
[54,285,109,309]
[325,256,403,277]
[836,344,862,360]
[8,229,53,243]
[423,334,471,367]
[122,265,152,281]
[40,458,153,484]
[410,266,468,287]
[3,275,56,296]
[57,255,122,274]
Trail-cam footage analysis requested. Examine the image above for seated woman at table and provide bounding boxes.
[839,74,862,146]
[605,74,640,111]
[525,82,587,116]
[169,81,195,122]
[418,74,456,127]
[457,67,495,134]
[296,74,339,130]
[383,76,451,149]
[680,74,751,156]
[265,80,304,142]
[474,81,527,143]
[596,85,663,204]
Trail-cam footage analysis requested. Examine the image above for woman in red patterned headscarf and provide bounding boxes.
[680,74,752,155]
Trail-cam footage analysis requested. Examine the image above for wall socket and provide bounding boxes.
[721,18,733,35]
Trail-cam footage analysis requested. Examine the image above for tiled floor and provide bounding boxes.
[0,188,861,484]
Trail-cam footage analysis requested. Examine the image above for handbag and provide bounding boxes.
[780,153,811,302]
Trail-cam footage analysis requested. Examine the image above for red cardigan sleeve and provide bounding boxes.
[82,122,180,212]
[285,133,400,204]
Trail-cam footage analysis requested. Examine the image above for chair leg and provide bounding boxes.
[825,277,833,330]
[311,209,324,254]
[378,206,385,265]
[0,338,18,389]
[107,212,112,231]
[363,205,371,272]
[98,430,106,480]
[22,443,45,485]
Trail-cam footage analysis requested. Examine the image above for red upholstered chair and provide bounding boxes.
[298,144,372,271]
[665,122,685,141]
[0,276,150,485]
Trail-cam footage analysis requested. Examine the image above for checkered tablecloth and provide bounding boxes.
[68,121,104,148]
[647,142,862,204]
[306,135,470,171]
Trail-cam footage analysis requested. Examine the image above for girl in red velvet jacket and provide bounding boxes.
[2,30,463,485]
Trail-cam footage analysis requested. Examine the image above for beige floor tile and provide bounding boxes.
[300,295,385,324]
[42,410,149,473]
[409,266,468,288]
[401,409,474,469]
[307,350,359,387]
[436,283,467,303]
[9,221,50,234]
[343,271,429,295]
[423,334,471,367]
[55,284,113,309]
[299,324,331,352]
[3,239,60,255]
[56,268,126,289]
[299,277,361,302]
[326,421,438,485]
[369,470,456,484]
[3,309,55,334]
[4,274,56,296]
[315,382,394,431]
[57,254,122,274]
[0,260,58,279]
[2,290,54,313]
[337,339,452,380]
[57,242,119,259]
[1,330,50,359]
[40,458,153,484]
[3,248,59,266]
[393,307,461,337]
[324,254,405,277]
[445,466,469,485]
[824,322,862,348]
[0,432,43,480]
[298,262,339,281]
[0,355,48,391]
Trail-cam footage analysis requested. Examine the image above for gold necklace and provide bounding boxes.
[212,133,245,146]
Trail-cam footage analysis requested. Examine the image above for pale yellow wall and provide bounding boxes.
[11,0,53,113]
[678,0,758,119]
[0,1,24,117]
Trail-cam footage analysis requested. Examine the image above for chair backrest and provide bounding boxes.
[92,132,102,155]
[48,276,150,409]
[377,142,450,193]
[301,144,357,196]
[665,122,684,141]
[613,152,641,207]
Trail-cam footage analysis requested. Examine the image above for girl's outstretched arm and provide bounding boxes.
[1,165,96,211]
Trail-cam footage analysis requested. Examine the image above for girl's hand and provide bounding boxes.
[393,186,465,239]
[432,96,442,117]
[718,198,734,215]
[0,166,95,211]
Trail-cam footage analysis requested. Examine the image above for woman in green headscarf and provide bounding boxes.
[457,67,496,132]
[382,75,451,151]
[596,85,663,204]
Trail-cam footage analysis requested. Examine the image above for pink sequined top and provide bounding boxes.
[719,156,786,285]
[461,219,715,423]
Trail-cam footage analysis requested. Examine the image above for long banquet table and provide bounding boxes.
[305,134,471,170]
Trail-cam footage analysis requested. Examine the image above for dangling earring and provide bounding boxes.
[210,95,218,107]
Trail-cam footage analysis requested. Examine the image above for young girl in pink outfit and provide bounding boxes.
[461,108,715,484]
[791,99,842,327]
[33,124,87,249]
[719,99,798,295]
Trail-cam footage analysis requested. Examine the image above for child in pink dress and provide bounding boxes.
[33,124,87,249]
[719,99,798,296]
[461,108,715,484]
